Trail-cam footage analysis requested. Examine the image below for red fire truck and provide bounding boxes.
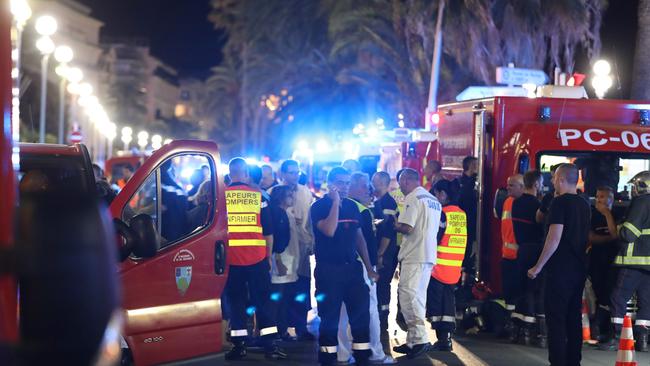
[408,94,650,292]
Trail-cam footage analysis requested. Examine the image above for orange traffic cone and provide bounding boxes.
[581,291,593,343]
[615,315,637,366]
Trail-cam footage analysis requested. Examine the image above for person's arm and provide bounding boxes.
[535,209,545,224]
[316,188,340,238]
[528,224,563,278]
[619,200,647,243]
[356,229,379,282]
[395,222,414,234]
[395,195,416,234]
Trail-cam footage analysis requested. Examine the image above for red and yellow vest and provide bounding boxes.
[432,205,467,284]
[226,184,267,266]
[501,196,518,260]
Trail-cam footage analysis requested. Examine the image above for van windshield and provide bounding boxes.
[538,151,650,200]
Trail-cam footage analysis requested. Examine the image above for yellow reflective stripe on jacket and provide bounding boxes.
[437,246,466,254]
[504,242,518,250]
[437,258,463,267]
[225,190,262,213]
[383,209,397,216]
[615,256,650,266]
[227,226,263,233]
[229,239,267,247]
[623,222,642,238]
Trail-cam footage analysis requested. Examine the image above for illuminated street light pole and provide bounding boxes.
[121,126,132,151]
[35,15,58,143]
[10,0,32,163]
[54,45,73,144]
[592,59,613,99]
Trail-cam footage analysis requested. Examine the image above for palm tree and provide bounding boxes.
[631,0,650,99]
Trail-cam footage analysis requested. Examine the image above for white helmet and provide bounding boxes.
[629,171,650,196]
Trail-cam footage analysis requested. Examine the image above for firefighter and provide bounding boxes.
[223,158,286,360]
[608,171,650,352]
[498,174,525,341]
[371,171,399,340]
[511,170,545,347]
[427,179,467,351]
[311,166,378,366]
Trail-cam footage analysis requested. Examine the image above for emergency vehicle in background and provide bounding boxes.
[405,91,650,292]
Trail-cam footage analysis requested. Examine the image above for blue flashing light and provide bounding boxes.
[270,292,282,302]
[246,306,256,316]
[315,293,326,303]
[294,293,307,303]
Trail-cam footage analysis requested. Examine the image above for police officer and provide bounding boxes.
[512,171,545,347]
[224,158,286,360]
[498,174,525,341]
[371,171,399,339]
[311,166,378,366]
[427,179,467,351]
[609,171,650,352]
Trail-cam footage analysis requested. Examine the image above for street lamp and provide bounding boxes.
[54,46,74,144]
[137,131,149,150]
[121,126,132,151]
[36,36,55,143]
[151,134,162,150]
[591,59,613,99]
[11,0,32,165]
[35,15,57,36]
[106,123,117,159]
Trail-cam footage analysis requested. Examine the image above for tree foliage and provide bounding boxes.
[206,0,606,159]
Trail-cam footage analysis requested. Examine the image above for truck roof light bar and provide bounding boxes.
[538,106,551,122]
[640,110,649,126]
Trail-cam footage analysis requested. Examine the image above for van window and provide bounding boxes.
[538,151,650,199]
[121,154,216,249]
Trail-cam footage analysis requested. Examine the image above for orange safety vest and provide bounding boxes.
[501,196,518,260]
[432,205,468,285]
[226,184,267,266]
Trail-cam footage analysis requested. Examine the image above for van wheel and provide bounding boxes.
[121,348,134,366]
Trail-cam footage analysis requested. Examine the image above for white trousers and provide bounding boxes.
[337,264,386,362]
[398,262,433,347]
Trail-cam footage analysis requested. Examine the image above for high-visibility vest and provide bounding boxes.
[390,189,405,246]
[226,184,267,266]
[501,196,518,260]
[432,205,468,284]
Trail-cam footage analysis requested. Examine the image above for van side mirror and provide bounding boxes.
[130,214,160,258]
[113,218,136,262]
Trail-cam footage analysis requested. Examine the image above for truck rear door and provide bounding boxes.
[110,140,228,365]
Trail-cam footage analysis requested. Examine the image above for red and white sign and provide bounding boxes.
[69,130,82,144]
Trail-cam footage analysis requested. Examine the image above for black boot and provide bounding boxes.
[509,321,520,344]
[264,339,288,360]
[635,326,649,352]
[594,307,612,343]
[598,324,620,351]
[225,341,247,360]
[537,317,547,349]
[431,330,453,351]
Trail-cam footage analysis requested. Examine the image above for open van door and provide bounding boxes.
[110,140,228,365]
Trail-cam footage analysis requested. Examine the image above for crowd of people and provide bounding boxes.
[224,153,650,366]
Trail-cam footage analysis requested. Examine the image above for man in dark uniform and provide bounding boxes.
[588,186,620,349]
[311,166,379,366]
[528,163,591,366]
[457,156,478,279]
[224,158,286,360]
[512,170,545,347]
[371,171,399,340]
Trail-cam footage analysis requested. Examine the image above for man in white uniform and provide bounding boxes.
[393,168,442,359]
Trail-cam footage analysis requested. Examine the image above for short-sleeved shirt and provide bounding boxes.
[589,207,621,267]
[229,182,273,235]
[512,193,543,245]
[311,196,361,265]
[546,193,591,277]
[398,186,442,264]
[372,193,398,248]
[539,191,554,214]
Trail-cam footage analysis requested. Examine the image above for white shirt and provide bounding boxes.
[271,211,303,284]
[397,186,442,264]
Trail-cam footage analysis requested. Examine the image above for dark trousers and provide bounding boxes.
[611,268,650,329]
[270,281,299,336]
[589,259,618,337]
[545,273,585,366]
[502,259,524,311]
[377,245,398,332]
[225,259,278,344]
[315,262,370,365]
[515,244,545,326]
[426,277,456,333]
[292,274,311,336]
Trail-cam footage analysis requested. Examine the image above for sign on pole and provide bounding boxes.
[496,67,549,86]
[69,130,82,144]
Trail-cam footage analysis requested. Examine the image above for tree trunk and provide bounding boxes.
[631,0,650,99]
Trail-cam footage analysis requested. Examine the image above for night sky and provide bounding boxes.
[79,0,225,80]
[78,0,637,94]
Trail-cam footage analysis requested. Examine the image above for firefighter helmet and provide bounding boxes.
[629,171,650,196]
